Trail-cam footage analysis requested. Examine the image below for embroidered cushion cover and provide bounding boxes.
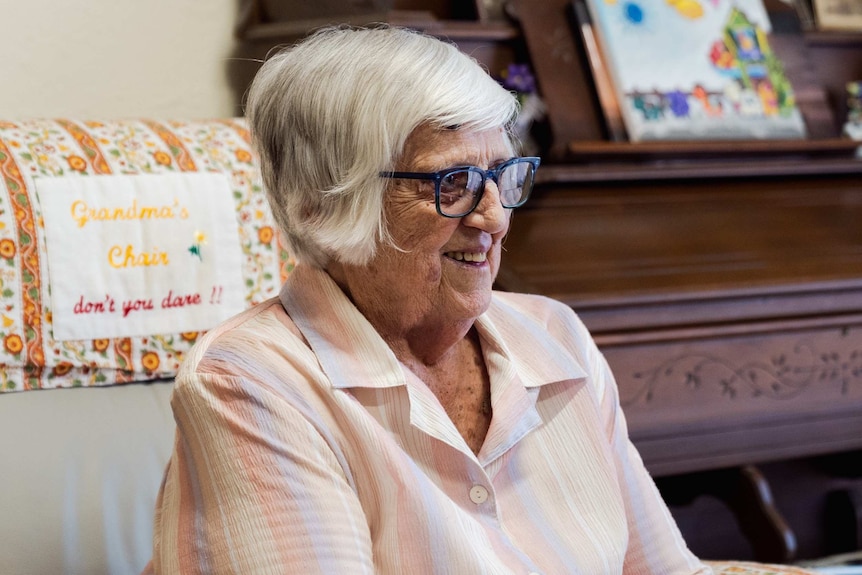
[0,119,291,391]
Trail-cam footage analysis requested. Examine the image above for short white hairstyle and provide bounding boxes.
[246,26,519,268]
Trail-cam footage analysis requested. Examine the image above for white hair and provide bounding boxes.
[245,25,519,268]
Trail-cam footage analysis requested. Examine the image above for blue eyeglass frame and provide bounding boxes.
[379,156,541,218]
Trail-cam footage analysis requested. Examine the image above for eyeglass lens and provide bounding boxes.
[438,161,535,216]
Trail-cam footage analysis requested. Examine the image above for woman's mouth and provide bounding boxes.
[444,251,487,263]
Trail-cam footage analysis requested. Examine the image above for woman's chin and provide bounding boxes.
[446,288,493,323]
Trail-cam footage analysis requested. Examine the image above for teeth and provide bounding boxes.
[446,251,487,262]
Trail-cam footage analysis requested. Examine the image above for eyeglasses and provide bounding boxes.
[379,156,541,218]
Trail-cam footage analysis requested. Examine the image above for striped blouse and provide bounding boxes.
[147,264,710,574]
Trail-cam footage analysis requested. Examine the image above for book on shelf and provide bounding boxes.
[812,0,862,31]
[844,81,862,140]
[582,0,808,142]
[789,0,816,30]
[474,0,507,21]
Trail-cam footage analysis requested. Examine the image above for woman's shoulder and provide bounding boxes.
[488,290,595,352]
[490,290,582,329]
[176,296,310,385]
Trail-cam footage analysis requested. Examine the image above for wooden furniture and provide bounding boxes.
[498,155,862,561]
[229,0,527,108]
[502,162,862,474]
[503,0,862,562]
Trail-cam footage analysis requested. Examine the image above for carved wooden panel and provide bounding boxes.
[603,324,862,476]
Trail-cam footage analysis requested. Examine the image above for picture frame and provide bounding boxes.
[580,0,808,142]
[569,0,627,141]
[812,0,862,31]
[474,0,507,21]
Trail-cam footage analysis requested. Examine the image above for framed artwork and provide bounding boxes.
[475,0,508,21]
[583,0,808,141]
[812,0,862,30]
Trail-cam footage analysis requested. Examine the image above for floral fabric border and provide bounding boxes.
[0,119,292,391]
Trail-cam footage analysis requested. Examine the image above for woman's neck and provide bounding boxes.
[386,317,475,367]
[326,261,492,452]
[398,327,492,455]
[326,260,478,366]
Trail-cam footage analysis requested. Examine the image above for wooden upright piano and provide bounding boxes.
[500,0,862,562]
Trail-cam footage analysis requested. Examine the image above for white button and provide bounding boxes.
[469,484,489,504]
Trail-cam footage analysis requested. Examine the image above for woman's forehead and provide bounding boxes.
[400,125,512,170]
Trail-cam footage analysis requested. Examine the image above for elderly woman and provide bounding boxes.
[147,26,710,574]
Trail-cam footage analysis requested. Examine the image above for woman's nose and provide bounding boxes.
[463,180,510,234]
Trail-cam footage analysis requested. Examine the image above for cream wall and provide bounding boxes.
[0,0,241,119]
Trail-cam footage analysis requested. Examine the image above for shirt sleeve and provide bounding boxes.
[574,316,713,575]
[150,371,374,575]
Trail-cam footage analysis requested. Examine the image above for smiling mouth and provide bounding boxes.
[444,251,487,263]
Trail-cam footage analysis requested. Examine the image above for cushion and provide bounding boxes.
[0,119,291,391]
[0,381,174,575]
[706,560,819,574]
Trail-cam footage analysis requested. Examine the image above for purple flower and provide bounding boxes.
[667,90,690,117]
[500,63,536,94]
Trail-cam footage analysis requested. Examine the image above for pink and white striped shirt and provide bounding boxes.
[148,264,710,574]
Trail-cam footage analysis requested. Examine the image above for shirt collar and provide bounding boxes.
[476,295,588,388]
[280,265,587,391]
[279,265,407,390]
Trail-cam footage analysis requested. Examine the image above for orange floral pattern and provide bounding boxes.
[153,150,172,166]
[67,155,87,172]
[0,238,15,259]
[52,362,72,377]
[4,334,22,354]
[258,225,274,244]
[141,351,160,372]
[0,118,291,392]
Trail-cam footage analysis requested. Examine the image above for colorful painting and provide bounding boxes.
[585,0,807,141]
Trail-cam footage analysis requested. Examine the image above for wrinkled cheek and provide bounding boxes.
[426,260,443,283]
[489,247,503,279]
